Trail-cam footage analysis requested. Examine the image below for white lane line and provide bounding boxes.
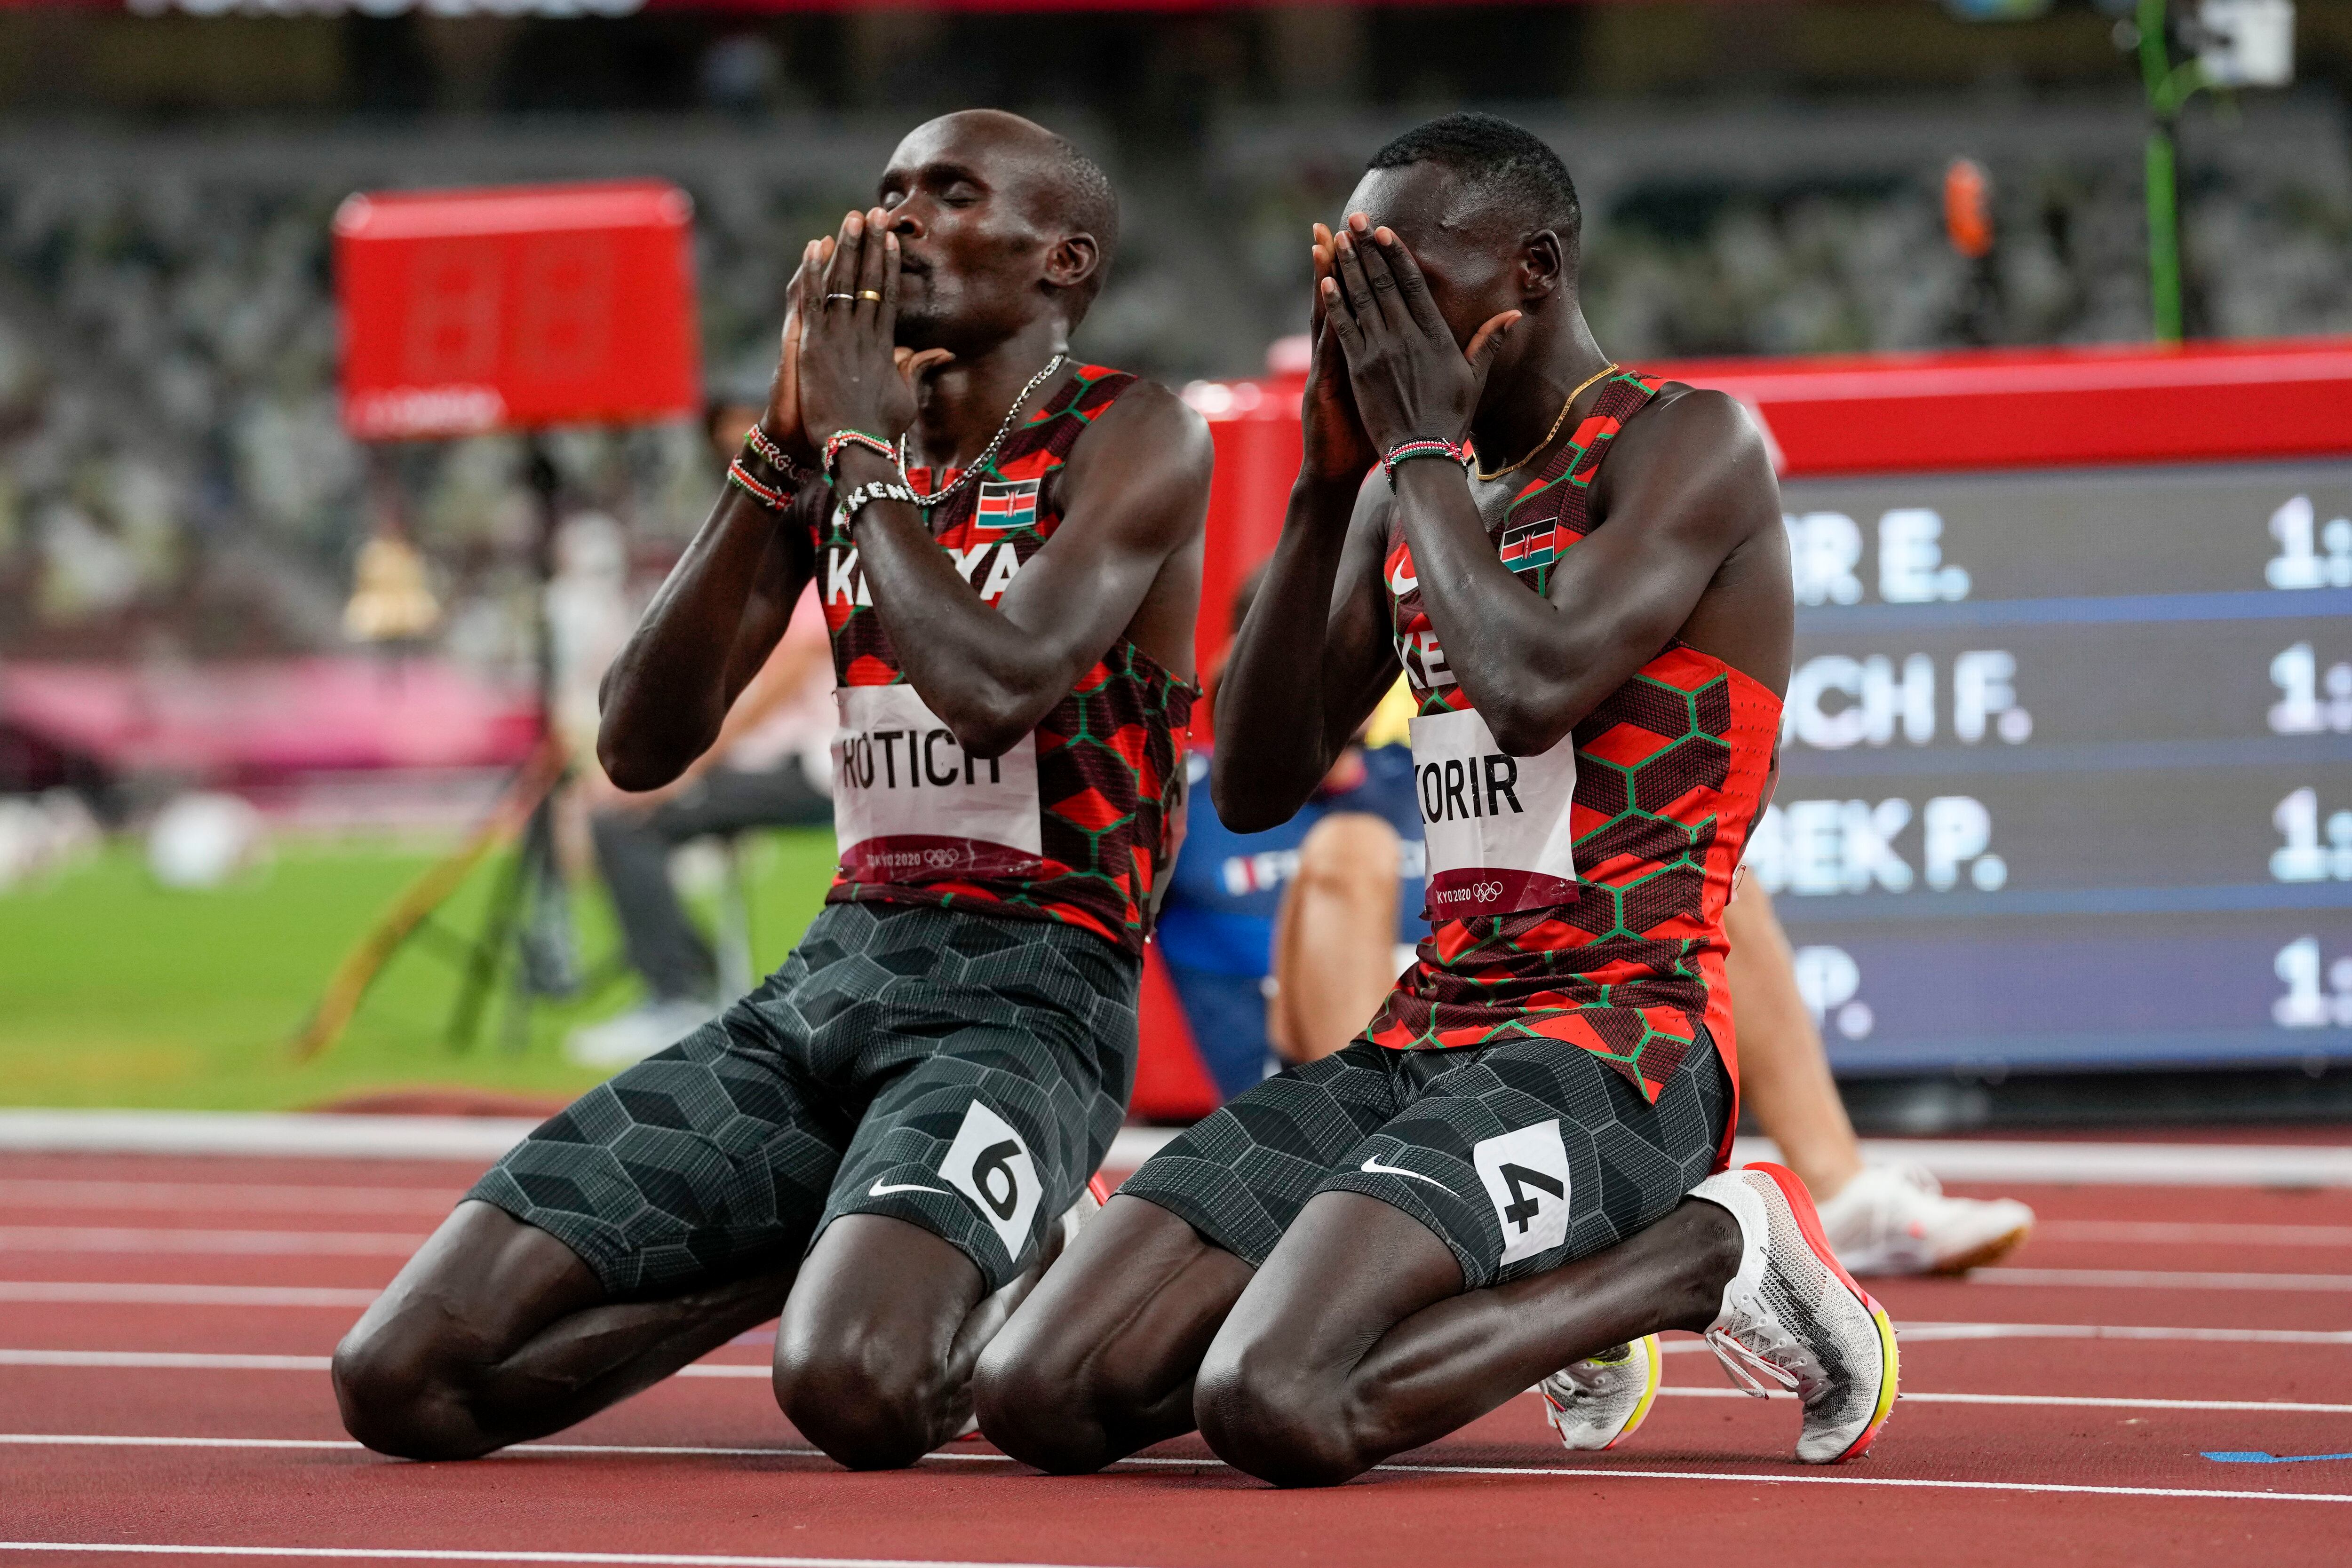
[0,1229,424,1256]
[1652,1321,2352,1350]
[1365,1465,2352,1503]
[0,1182,457,1216]
[0,1111,536,1162]
[10,1109,2352,1186]
[0,1353,333,1371]
[0,1351,772,1377]
[3,1447,2345,1509]
[4,1440,2351,1507]
[0,1284,380,1308]
[1649,1388,2352,1414]
[1974,1267,2352,1291]
[1740,1136,2352,1189]
[2036,1220,2352,1247]
[0,1547,1130,1568]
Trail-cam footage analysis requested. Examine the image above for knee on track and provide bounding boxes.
[972,1338,1124,1475]
[774,1328,954,1471]
[1192,1342,1368,1489]
[330,1320,501,1462]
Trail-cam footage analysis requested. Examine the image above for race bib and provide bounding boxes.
[833,685,1041,882]
[1410,705,1580,918]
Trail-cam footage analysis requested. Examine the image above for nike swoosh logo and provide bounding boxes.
[868,1180,950,1198]
[1360,1156,1452,1192]
[1389,560,1418,596]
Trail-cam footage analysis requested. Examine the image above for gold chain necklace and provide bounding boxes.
[1473,361,1617,483]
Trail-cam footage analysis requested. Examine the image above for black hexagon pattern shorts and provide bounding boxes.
[1120,1030,1729,1291]
[467,903,1138,1297]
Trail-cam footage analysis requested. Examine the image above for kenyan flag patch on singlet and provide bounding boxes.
[1497,519,1557,576]
[974,478,1042,534]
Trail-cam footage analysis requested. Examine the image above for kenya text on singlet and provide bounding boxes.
[806,365,1194,957]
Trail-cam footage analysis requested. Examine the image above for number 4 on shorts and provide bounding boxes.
[1473,1120,1572,1267]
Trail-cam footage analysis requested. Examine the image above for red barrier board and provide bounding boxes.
[1189,336,2352,685]
[335,180,700,439]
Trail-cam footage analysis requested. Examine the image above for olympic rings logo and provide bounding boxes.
[922,848,962,869]
[1468,879,1504,903]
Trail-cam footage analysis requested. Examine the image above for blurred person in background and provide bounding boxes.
[565,399,837,1069]
[1156,568,1424,1097]
[1724,878,2032,1275]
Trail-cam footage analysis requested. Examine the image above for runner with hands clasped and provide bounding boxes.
[334,110,1208,1473]
[981,113,1896,1485]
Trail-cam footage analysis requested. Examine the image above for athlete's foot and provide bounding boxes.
[1689,1163,1899,1465]
[1817,1164,2034,1276]
[1536,1335,1661,1452]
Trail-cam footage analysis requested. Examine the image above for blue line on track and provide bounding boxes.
[2203,1451,2352,1465]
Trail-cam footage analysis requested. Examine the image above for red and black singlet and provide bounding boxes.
[805,364,1194,958]
[1370,370,1784,1105]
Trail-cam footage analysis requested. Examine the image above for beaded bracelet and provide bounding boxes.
[822,429,897,484]
[1380,437,1469,483]
[742,425,810,487]
[838,478,921,531]
[726,458,795,512]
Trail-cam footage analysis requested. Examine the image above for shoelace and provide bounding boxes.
[1705,1327,1801,1399]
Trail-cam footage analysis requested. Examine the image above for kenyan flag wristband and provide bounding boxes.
[1380,437,1469,483]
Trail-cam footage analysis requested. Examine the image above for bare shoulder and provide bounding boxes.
[1063,375,1214,502]
[1605,381,1779,531]
[1621,382,1770,464]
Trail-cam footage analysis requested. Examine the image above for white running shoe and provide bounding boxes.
[1690,1162,1899,1465]
[1817,1164,2034,1277]
[563,997,717,1070]
[1537,1336,1662,1452]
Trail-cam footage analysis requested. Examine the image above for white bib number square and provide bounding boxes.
[833,684,1041,880]
[940,1100,1042,1258]
[1473,1120,1572,1266]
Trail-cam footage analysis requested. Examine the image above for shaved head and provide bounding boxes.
[885,110,1119,331]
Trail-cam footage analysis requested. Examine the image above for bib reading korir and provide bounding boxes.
[807,364,1195,957]
[1373,371,1783,1105]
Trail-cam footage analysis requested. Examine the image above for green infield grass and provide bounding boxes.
[0,829,838,1111]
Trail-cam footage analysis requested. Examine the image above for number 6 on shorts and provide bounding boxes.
[942,1099,1042,1256]
[1474,1120,1572,1266]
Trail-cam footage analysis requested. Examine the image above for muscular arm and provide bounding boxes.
[1210,475,1400,833]
[1390,388,1780,754]
[831,381,1211,758]
[594,485,815,792]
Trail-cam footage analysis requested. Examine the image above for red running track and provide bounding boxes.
[2,1146,2350,1568]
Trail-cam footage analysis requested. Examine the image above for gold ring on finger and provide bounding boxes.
[858,289,883,303]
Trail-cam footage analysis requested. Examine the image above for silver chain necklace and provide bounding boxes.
[898,352,1069,511]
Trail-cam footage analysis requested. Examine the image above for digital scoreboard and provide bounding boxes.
[1758,462,2352,1073]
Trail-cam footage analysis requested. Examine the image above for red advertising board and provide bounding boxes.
[335,180,700,439]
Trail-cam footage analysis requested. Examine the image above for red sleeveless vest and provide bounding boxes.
[804,364,1195,958]
[1371,371,1783,1106]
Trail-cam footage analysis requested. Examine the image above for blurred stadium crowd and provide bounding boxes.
[0,5,2348,738]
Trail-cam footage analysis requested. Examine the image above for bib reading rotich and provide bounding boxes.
[1410,706,1580,918]
[832,685,1042,881]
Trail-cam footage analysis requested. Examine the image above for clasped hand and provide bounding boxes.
[781,210,954,460]
[1311,214,1519,467]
